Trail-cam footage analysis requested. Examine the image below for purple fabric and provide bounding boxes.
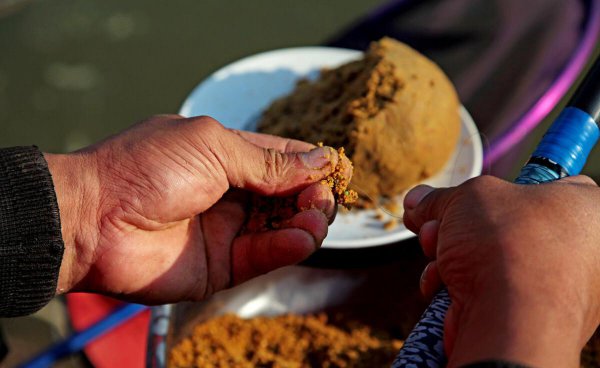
[485,0,600,166]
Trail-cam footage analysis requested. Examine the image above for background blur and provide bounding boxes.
[1,0,599,367]
[0,0,384,152]
[0,0,385,366]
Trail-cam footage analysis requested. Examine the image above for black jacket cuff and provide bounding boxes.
[0,146,64,317]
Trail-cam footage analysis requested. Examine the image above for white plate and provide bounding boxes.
[180,47,483,248]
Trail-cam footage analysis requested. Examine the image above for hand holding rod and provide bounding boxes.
[392,56,600,368]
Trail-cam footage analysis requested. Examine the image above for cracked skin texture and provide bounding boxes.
[258,37,460,203]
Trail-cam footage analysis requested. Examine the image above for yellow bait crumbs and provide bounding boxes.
[317,145,358,208]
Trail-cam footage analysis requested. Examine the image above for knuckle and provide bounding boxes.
[459,175,504,200]
[465,175,501,190]
[136,114,183,129]
[574,174,598,186]
[154,113,183,120]
[183,116,228,153]
[192,115,224,132]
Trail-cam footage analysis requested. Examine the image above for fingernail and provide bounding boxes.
[404,185,434,210]
[300,147,335,169]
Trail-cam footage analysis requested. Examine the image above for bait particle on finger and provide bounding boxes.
[319,145,358,208]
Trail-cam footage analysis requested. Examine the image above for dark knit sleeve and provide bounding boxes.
[0,146,64,317]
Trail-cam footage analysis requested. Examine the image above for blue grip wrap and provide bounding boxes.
[531,107,599,176]
[392,289,450,368]
[514,163,561,184]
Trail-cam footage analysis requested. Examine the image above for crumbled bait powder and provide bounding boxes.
[169,313,404,368]
[318,143,358,208]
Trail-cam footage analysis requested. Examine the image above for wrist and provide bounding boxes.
[450,288,584,368]
[45,152,100,294]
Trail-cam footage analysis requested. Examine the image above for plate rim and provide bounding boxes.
[179,46,362,118]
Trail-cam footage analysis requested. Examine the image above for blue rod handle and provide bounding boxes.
[393,107,599,368]
[18,303,147,368]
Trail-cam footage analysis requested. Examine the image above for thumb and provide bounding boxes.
[403,184,456,233]
[222,132,340,196]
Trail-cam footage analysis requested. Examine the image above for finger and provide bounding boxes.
[297,182,336,223]
[419,220,440,258]
[232,228,320,284]
[221,129,340,196]
[420,261,442,300]
[281,209,329,242]
[236,129,354,183]
[176,117,341,197]
[231,130,315,153]
[403,184,435,210]
[403,184,455,232]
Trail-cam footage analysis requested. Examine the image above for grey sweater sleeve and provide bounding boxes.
[0,146,64,317]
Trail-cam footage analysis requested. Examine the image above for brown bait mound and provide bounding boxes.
[258,37,460,207]
[168,313,404,368]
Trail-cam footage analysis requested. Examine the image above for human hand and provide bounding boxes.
[45,115,350,304]
[403,175,600,368]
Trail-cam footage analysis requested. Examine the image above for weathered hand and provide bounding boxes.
[404,175,600,368]
[46,115,350,304]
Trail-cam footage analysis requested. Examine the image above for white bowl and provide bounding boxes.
[180,47,483,248]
